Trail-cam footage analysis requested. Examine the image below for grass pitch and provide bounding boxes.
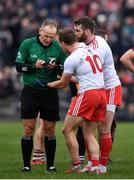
[0,121,134,179]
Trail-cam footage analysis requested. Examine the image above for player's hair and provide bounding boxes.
[74,16,96,33]
[41,19,58,29]
[58,28,77,45]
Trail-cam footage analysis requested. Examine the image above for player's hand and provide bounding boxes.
[71,76,78,83]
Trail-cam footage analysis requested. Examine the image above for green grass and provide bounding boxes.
[0,121,134,179]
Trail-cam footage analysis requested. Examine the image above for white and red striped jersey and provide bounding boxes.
[87,35,121,89]
[63,43,105,93]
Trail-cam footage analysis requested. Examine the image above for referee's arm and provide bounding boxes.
[16,62,36,73]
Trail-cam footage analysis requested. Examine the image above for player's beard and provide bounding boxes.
[77,32,87,42]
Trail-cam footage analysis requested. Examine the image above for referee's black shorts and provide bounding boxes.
[21,86,60,121]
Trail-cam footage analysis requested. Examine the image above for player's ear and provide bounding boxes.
[85,29,90,35]
[60,41,65,46]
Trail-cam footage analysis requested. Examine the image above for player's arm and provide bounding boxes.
[120,48,134,73]
[71,76,78,83]
[47,73,72,89]
[48,54,75,88]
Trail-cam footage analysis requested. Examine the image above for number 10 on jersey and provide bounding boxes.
[86,55,103,74]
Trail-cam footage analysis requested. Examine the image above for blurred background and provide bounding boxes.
[0,0,134,121]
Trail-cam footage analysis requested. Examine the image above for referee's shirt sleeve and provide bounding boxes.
[15,40,35,72]
[15,40,29,64]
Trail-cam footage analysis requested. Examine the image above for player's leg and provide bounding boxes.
[63,115,83,173]
[99,85,122,167]
[98,107,115,169]
[76,124,85,163]
[82,121,100,173]
[81,89,107,174]
[111,115,117,143]
[84,107,114,172]
[108,114,117,164]
[32,119,45,165]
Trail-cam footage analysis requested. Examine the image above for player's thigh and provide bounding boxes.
[36,119,45,136]
[63,115,83,134]
[83,120,97,139]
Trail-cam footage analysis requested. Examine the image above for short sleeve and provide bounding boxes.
[63,56,75,74]
[15,40,29,64]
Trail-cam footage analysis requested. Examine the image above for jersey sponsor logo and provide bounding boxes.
[30,54,38,58]
[79,57,85,64]
[80,52,88,64]
[17,52,22,59]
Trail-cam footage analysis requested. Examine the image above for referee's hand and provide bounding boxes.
[47,61,57,69]
[35,59,46,68]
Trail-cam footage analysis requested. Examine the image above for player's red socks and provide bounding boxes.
[91,154,99,167]
[99,132,112,166]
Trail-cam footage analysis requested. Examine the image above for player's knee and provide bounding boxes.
[98,122,110,134]
[62,126,70,137]
[62,127,65,135]
[62,126,68,136]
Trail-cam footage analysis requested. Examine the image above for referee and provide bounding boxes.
[15,19,67,172]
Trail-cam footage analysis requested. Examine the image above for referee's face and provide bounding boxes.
[39,25,57,46]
